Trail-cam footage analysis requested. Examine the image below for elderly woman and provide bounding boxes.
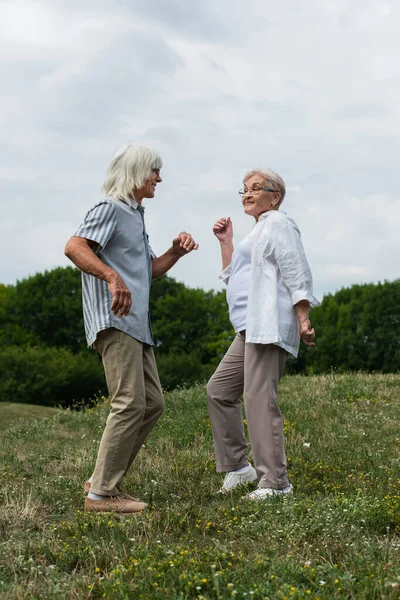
[65,143,198,513]
[207,168,319,500]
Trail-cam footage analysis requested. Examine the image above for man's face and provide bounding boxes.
[241,174,280,219]
[135,168,162,201]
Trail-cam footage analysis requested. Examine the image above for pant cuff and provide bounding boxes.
[258,478,290,490]
[216,461,249,473]
[89,487,119,496]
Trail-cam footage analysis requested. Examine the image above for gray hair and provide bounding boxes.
[243,168,286,205]
[103,143,163,201]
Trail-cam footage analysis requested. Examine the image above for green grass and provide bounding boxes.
[0,402,58,431]
[0,373,400,599]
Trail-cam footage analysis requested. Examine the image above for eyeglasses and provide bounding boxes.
[238,187,278,196]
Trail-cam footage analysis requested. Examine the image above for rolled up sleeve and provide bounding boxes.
[274,221,320,307]
[218,263,232,285]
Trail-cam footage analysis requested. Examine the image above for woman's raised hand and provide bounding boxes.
[213,217,233,243]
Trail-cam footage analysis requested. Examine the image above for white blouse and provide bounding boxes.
[220,210,319,358]
[225,236,252,333]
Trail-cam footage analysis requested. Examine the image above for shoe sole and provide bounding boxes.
[244,487,293,501]
[84,507,145,514]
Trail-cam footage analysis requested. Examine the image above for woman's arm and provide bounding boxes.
[213,217,234,270]
[273,219,319,345]
[295,300,316,346]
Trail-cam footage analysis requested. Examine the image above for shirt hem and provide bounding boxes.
[245,335,298,358]
[87,325,154,348]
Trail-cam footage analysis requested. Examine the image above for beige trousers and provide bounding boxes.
[90,328,164,496]
[207,332,288,489]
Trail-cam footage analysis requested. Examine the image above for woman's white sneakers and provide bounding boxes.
[246,484,293,501]
[219,464,258,492]
[219,465,293,500]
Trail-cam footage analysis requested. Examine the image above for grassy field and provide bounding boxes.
[0,373,399,599]
[0,402,58,432]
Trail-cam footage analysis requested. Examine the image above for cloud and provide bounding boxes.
[0,0,399,305]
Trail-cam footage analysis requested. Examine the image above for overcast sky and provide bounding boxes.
[1,0,399,300]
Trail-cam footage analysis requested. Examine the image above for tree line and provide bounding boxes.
[0,267,398,406]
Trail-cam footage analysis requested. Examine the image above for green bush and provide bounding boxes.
[0,346,106,407]
[155,350,212,391]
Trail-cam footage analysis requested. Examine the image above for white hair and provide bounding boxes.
[103,143,162,201]
[243,168,286,204]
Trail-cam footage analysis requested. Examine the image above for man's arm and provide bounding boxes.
[152,232,199,279]
[64,236,132,317]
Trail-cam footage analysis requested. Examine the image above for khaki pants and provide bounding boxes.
[90,328,164,496]
[207,332,288,489]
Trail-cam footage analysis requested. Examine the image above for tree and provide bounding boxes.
[298,280,400,374]
[0,267,85,351]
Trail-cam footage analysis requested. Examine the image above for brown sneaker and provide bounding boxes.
[84,494,146,514]
[83,481,140,502]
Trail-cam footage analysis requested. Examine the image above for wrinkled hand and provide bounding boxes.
[213,217,233,243]
[172,232,199,257]
[299,319,316,346]
[107,272,132,317]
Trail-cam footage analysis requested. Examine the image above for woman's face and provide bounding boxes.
[241,174,280,220]
[134,168,162,202]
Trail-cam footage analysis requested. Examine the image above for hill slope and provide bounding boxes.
[0,402,58,431]
[0,374,399,599]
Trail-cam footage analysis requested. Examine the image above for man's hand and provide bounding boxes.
[213,217,233,244]
[107,272,132,317]
[299,319,316,346]
[172,232,199,257]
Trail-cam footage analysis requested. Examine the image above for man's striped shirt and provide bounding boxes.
[74,198,155,347]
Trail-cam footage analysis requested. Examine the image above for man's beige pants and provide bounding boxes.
[207,332,289,489]
[90,328,164,497]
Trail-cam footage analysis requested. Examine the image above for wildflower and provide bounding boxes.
[303,442,311,448]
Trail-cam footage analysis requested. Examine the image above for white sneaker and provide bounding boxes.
[246,484,293,501]
[219,464,258,493]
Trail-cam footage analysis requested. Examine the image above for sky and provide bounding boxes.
[1,0,399,300]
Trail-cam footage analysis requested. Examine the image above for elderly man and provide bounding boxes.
[65,143,198,514]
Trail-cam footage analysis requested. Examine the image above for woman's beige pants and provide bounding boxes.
[207,332,289,489]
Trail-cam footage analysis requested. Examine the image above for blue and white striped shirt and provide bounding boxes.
[74,198,155,347]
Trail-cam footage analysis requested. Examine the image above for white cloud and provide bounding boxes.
[0,0,399,302]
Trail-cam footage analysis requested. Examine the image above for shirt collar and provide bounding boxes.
[257,209,285,222]
[120,198,143,211]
